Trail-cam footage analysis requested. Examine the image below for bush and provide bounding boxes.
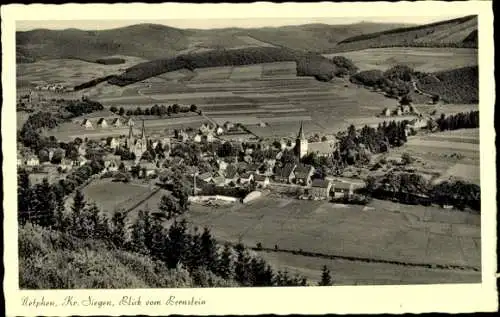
[95,57,126,65]
[350,69,384,86]
[401,153,415,165]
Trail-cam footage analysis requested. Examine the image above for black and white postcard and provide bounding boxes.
[2,1,497,315]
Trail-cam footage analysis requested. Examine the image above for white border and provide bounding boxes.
[2,2,497,315]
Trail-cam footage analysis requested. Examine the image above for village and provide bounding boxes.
[17,112,370,203]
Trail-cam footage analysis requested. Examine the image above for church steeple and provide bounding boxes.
[297,121,305,140]
[140,120,146,139]
[128,123,134,139]
[295,121,308,159]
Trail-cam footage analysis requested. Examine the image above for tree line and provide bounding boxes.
[364,171,480,212]
[436,111,479,131]
[110,104,198,117]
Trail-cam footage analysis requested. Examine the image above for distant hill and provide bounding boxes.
[16,22,410,63]
[16,24,193,62]
[333,15,478,52]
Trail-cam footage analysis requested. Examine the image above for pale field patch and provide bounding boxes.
[229,64,263,80]
[324,47,477,72]
[83,179,152,215]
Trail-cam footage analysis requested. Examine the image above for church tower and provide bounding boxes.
[295,121,308,159]
[127,122,134,150]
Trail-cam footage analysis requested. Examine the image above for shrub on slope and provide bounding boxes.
[330,55,359,76]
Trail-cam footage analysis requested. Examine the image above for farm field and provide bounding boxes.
[183,197,480,270]
[324,47,478,72]
[18,60,402,139]
[391,128,480,185]
[80,179,172,225]
[257,250,480,285]
[16,55,148,88]
[166,196,482,285]
[82,179,154,216]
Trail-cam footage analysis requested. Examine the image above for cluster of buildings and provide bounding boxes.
[381,104,419,117]
[34,83,73,92]
[18,112,357,200]
[77,117,131,129]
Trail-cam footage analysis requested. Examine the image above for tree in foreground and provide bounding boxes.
[158,194,184,220]
[318,265,333,286]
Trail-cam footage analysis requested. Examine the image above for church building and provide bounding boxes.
[295,122,308,159]
[127,120,149,160]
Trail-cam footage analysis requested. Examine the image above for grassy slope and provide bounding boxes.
[16,22,410,63]
[333,15,477,52]
[19,222,238,289]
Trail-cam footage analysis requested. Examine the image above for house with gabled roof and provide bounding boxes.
[81,118,93,129]
[139,161,157,177]
[332,181,354,198]
[294,164,314,186]
[193,134,202,143]
[197,172,213,183]
[111,118,123,127]
[309,179,332,200]
[273,163,296,184]
[72,156,87,167]
[211,175,227,187]
[224,164,239,183]
[238,172,254,185]
[96,118,108,128]
[25,154,40,167]
[254,174,270,188]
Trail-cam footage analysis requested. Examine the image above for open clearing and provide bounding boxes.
[324,47,477,72]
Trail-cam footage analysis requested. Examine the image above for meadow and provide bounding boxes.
[16,55,148,88]
[185,197,480,267]
[257,250,480,285]
[324,48,477,72]
[82,179,154,215]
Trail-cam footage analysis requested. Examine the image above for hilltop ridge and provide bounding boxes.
[16,21,410,63]
[334,15,477,52]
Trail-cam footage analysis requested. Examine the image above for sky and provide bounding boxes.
[16,16,464,31]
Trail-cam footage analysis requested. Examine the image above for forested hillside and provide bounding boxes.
[16,22,409,63]
[334,15,477,52]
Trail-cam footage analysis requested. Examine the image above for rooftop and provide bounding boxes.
[311,179,331,188]
[275,163,296,178]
